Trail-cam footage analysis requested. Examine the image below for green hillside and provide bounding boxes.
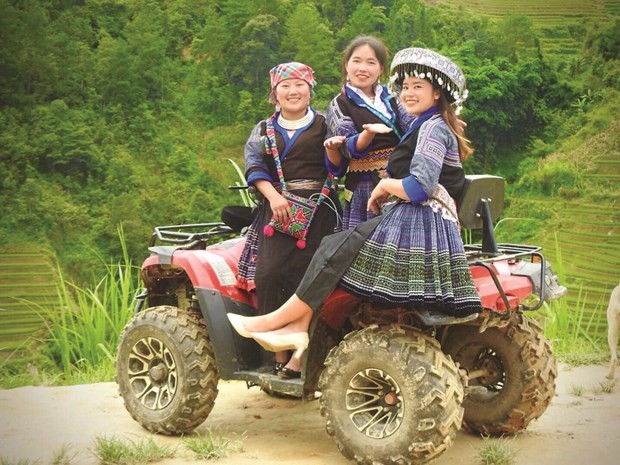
[439,0,619,57]
[500,118,620,339]
[439,0,617,21]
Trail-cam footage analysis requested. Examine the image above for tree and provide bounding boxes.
[0,0,56,106]
[384,1,419,52]
[94,32,145,108]
[492,14,537,62]
[232,15,281,92]
[316,0,364,31]
[336,1,388,50]
[124,1,174,102]
[282,3,339,87]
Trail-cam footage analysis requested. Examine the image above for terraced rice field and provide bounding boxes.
[0,250,58,359]
[524,158,619,339]
[438,0,620,58]
[440,0,616,19]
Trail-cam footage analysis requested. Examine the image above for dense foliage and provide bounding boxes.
[0,0,618,285]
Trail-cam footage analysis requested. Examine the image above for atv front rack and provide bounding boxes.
[149,222,235,248]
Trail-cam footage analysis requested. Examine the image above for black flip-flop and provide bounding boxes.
[274,362,285,375]
[277,366,301,379]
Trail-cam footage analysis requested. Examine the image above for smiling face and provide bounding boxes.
[345,43,384,96]
[274,78,312,120]
[399,76,441,117]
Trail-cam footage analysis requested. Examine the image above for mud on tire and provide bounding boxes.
[319,326,464,465]
[442,312,557,435]
[115,305,219,434]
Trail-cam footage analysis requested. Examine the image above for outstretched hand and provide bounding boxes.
[324,136,346,150]
[362,123,393,134]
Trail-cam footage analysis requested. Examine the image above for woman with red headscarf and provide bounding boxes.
[235,62,342,378]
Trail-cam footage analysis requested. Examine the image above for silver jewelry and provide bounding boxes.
[278,109,314,130]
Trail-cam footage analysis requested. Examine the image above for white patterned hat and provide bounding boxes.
[389,48,468,107]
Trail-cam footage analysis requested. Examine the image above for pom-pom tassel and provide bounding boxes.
[263,224,275,237]
[296,239,306,250]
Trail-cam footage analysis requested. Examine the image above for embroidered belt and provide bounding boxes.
[273,179,330,192]
[348,147,394,173]
[394,185,459,226]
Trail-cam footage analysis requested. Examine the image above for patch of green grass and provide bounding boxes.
[60,359,116,386]
[37,227,138,377]
[530,238,610,359]
[478,436,517,465]
[92,436,176,465]
[0,459,33,465]
[570,385,585,396]
[49,445,77,465]
[556,350,608,366]
[0,445,76,465]
[182,429,245,460]
[593,380,616,394]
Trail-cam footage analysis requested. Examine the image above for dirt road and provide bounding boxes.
[1,363,618,465]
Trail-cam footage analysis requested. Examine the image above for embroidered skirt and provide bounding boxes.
[343,178,377,229]
[338,198,481,316]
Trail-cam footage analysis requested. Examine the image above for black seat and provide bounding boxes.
[221,206,257,233]
[457,175,504,229]
[457,175,505,254]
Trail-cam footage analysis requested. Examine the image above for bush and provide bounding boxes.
[516,160,583,195]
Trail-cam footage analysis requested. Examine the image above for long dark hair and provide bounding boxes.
[435,87,473,162]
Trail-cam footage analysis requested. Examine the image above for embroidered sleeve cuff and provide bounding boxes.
[246,170,273,185]
[346,134,370,159]
[402,175,430,204]
[325,154,348,177]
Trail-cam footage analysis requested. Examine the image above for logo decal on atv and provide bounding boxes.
[205,254,237,286]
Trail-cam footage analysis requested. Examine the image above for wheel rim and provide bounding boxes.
[127,336,178,410]
[346,368,404,439]
[473,347,505,390]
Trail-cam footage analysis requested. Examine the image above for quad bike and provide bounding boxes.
[115,174,566,465]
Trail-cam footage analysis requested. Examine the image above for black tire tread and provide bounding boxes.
[443,313,556,435]
[115,305,219,434]
[319,326,464,465]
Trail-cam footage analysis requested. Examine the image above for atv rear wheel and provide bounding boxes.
[319,326,464,465]
[116,305,219,434]
[442,313,556,435]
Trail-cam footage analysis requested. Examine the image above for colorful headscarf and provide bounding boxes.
[388,48,468,108]
[269,62,317,105]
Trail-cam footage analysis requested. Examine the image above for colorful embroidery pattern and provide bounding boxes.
[348,147,393,173]
[263,116,332,249]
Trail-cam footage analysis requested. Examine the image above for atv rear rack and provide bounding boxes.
[464,242,542,262]
[465,243,549,312]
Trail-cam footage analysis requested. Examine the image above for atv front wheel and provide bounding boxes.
[116,305,219,434]
[442,313,557,435]
[319,326,464,465]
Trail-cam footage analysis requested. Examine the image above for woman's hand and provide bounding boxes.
[324,136,346,150]
[362,123,393,134]
[367,181,390,216]
[269,194,291,223]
